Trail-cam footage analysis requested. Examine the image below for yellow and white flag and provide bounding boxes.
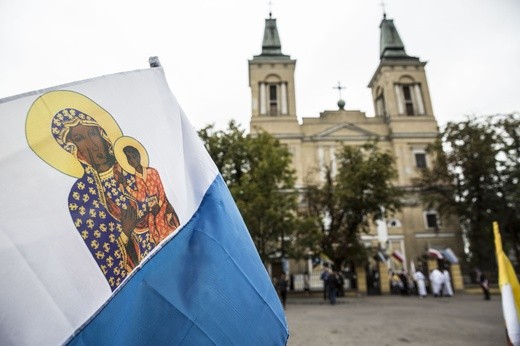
[494,221,520,345]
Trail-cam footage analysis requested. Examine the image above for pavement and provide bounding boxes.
[284,293,504,345]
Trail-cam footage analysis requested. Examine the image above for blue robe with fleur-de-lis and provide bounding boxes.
[68,162,155,291]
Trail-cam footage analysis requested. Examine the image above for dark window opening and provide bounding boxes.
[269,85,278,116]
[415,153,427,168]
[426,213,438,229]
[402,85,415,115]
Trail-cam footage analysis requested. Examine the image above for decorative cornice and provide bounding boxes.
[415,232,456,238]
[389,132,438,139]
[361,234,405,241]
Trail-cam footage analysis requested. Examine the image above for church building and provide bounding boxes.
[248,12,465,293]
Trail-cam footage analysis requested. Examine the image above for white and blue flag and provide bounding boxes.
[0,66,288,345]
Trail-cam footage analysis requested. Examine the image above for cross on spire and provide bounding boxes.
[268,0,273,18]
[333,81,346,100]
[380,0,387,18]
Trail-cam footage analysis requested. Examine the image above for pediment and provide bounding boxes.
[310,123,380,140]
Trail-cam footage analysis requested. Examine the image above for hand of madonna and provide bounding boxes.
[121,202,138,237]
[115,169,127,189]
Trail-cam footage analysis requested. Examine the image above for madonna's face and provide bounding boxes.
[68,124,111,171]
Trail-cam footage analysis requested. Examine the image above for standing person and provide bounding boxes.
[429,268,444,297]
[413,270,427,298]
[320,265,330,301]
[390,271,403,295]
[277,273,289,308]
[442,267,454,297]
[399,271,410,295]
[303,271,311,297]
[327,270,339,305]
[478,270,491,300]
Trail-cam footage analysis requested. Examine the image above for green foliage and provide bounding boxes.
[305,141,402,270]
[198,121,248,186]
[198,122,300,262]
[416,113,520,270]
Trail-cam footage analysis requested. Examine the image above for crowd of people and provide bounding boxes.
[389,266,454,298]
[274,264,492,308]
[320,265,346,305]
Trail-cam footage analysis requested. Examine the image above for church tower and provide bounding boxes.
[368,14,439,187]
[366,15,464,281]
[249,13,301,137]
[369,14,436,123]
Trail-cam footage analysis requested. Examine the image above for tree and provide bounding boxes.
[198,121,300,263]
[198,120,248,186]
[304,141,402,270]
[416,113,520,271]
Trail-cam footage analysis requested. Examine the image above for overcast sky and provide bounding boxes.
[1,0,519,131]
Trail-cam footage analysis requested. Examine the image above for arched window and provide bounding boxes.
[259,75,288,116]
[394,76,425,116]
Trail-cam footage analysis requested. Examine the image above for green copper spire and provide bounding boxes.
[379,15,417,60]
[255,13,290,59]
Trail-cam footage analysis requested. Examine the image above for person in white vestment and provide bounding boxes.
[442,268,454,297]
[413,270,427,298]
[429,268,444,297]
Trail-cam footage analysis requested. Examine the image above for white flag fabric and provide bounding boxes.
[0,67,288,345]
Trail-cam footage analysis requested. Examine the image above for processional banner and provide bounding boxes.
[0,67,288,345]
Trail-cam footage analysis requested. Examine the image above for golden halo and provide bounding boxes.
[113,136,149,175]
[26,90,123,178]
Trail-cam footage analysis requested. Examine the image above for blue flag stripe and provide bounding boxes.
[67,174,288,345]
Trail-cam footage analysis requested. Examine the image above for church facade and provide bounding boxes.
[247,13,465,292]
